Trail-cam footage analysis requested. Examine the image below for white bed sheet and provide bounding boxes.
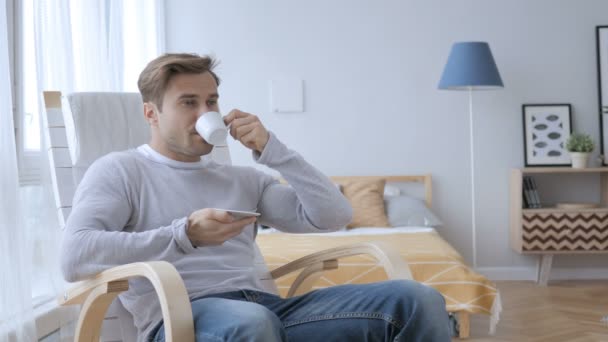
[257,226,435,236]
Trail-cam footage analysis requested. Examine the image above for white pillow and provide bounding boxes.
[384,195,442,227]
[383,184,401,197]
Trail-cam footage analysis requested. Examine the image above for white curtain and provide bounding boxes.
[0,1,164,341]
[35,0,164,92]
[35,1,165,338]
[0,0,37,340]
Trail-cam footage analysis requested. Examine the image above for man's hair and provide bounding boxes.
[137,53,220,109]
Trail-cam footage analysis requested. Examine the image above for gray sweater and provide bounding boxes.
[61,132,352,340]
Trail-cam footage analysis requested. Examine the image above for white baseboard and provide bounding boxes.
[35,300,63,340]
[476,267,608,281]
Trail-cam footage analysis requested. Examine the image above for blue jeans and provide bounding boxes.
[149,280,451,341]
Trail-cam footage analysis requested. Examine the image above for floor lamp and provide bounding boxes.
[438,42,504,268]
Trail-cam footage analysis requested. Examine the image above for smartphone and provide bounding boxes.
[212,209,260,219]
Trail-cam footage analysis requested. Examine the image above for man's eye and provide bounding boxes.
[207,100,217,106]
[184,100,197,107]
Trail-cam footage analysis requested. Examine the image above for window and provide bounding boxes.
[14,0,41,185]
[14,0,163,185]
[21,0,40,153]
[11,0,164,307]
[12,0,52,306]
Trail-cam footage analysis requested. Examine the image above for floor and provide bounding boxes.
[455,280,608,342]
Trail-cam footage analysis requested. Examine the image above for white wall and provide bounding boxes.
[165,0,608,272]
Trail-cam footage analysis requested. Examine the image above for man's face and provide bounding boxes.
[149,72,220,161]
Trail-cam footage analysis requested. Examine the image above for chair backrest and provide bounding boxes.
[42,91,276,341]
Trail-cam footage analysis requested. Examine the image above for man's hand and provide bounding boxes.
[187,208,257,246]
[224,109,270,153]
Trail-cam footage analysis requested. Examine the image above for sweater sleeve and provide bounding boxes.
[60,154,196,282]
[253,132,352,233]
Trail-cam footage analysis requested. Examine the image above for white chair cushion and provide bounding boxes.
[63,92,150,167]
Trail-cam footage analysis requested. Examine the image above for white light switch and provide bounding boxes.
[270,79,304,113]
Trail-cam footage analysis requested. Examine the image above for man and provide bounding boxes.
[61,53,451,342]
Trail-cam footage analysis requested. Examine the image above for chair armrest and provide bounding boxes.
[270,241,413,289]
[60,261,194,342]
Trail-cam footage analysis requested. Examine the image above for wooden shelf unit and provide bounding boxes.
[522,207,608,214]
[509,167,608,285]
[517,167,608,174]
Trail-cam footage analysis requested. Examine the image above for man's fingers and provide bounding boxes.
[232,123,256,140]
[226,216,257,231]
[223,110,237,125]
[224,225,249,240]
[224,109,248,125]
[229,116,257,138]
[219,217,256,240]
[240,129,259,149]
[230,116,257,130]
[210,210,234,223]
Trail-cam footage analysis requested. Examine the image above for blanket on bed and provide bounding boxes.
[256,228,501,334]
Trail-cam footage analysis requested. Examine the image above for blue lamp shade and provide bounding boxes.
[438,42,503,90]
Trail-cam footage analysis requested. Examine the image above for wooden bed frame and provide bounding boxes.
[330,174,470,339]
[330,175,433,208]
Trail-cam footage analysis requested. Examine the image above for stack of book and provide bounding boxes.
[522,176,542,209]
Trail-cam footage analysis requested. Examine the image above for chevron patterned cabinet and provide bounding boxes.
[509,168,608,286]
[522,211,608,251]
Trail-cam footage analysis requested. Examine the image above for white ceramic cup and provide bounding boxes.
[195,111,228,145]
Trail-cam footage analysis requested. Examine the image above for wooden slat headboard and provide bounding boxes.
[330,175,433,208]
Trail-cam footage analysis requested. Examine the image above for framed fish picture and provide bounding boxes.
[522,104,572,167]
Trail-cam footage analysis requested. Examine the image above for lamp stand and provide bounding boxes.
[439,42,503,270]
[468,87,477,269]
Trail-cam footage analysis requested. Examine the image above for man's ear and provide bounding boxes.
[143,102,159,126]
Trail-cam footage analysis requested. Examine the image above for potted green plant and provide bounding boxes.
[565,133,595,168]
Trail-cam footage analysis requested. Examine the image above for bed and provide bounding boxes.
[256,175,501,339]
